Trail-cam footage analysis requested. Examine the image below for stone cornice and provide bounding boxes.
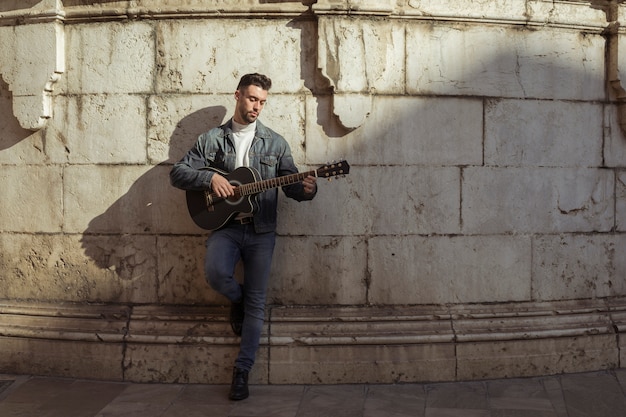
[0,298,624,383]
[1,1,625,131]
[0,1,615,29]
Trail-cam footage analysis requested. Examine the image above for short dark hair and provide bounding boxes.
[236,73,272,91]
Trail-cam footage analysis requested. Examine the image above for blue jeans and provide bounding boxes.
[204,223,276,372]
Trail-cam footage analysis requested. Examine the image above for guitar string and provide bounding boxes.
[204,161,347,202]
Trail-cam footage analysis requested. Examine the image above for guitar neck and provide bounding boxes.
[239,169,316,196]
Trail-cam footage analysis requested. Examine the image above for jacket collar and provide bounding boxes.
[223,118,272,141]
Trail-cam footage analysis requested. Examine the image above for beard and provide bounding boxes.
[243,112,258,123]
[235,107,258,124]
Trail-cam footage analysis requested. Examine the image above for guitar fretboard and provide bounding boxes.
[239,170,316,196]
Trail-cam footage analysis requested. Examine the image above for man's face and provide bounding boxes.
[234,84,268,124]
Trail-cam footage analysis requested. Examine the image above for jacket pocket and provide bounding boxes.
[259,155,278,177]
[207,151,228,170]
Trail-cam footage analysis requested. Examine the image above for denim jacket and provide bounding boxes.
[170,119,316,233]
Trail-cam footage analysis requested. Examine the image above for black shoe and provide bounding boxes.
[230,286,244,336]
[229,367,249,401]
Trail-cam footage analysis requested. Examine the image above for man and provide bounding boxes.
[170,73,317,400]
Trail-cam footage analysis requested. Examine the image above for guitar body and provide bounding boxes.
[185,159,350,231]
[186,166,262,231]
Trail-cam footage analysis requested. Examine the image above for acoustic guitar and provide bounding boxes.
[186,160,350,230]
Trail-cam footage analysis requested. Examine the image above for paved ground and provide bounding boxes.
[0,370,625,417]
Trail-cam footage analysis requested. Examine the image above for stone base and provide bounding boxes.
[0,299,624,384]
[0,303,129,381]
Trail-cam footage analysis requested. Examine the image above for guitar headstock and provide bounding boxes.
[317,160,350,179]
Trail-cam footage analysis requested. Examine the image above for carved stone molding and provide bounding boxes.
[312,0,395,15]
[0,0,622,131]
[312,1,394,129]
[602,1,626,136]
[0,298,624,383]
[311,0,615,130]
[0,0,64,131]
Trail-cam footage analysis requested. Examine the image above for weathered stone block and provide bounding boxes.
[306,95,483,166]
[618,171,626,232]
[0,79,41,162]
[0,233,158,303]
[457,335,618,380]
[124,305,268,383]
[0,129,46,164]
[368,235,532,304]
[485,99,603,167]
[609,299,626,367]
[0,165,63,232]
[47,95,148,164]
[64,164,185,234]
[0,20,63,129]
[463,167,614,234]
[155,19,310,94]
[406,24,605,101]
[277,165,360,236]
[453,300,619,380]
[279,165,461,236]
[156,235,220,305]
[368,166,459,235]
[268,236,367,305]
[123,343,250,384]
[269,305,456,384]
[0,302,128,380]
[317,17,405,94]
[0,337,125,381]
[605,104,626,168]
[532,234,626,301]
[64,22,154,94]
[269,344,455,384]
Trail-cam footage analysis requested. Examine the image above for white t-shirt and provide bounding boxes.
[232,120,256,168]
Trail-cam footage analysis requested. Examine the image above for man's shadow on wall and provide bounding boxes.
[0,1,42,12]
[0,77,32,148]
[80,105,227,301]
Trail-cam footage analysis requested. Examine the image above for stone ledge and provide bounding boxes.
[0,2,615,30]
[0,299,623,383]
[0,302,130,343]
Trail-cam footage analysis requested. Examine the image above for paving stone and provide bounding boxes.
[296,385,366,417]
[363,384,426,417]
[1,372,625,417]
[560,372,626,417]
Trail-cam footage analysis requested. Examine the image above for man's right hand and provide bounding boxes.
[211,173,235,197]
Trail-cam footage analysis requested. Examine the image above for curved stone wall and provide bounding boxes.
[0,0,625,384]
